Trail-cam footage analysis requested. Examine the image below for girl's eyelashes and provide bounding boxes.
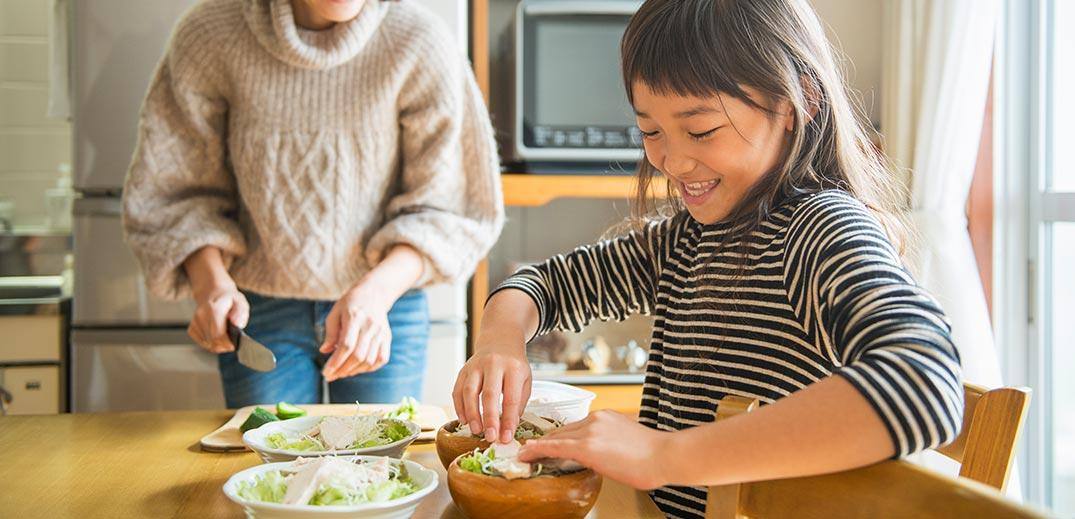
[637,125,723,141]
[689,126,723,141]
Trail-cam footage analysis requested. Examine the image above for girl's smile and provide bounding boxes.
[632,83,793,225]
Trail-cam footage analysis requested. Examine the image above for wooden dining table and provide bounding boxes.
[0,409,665,518]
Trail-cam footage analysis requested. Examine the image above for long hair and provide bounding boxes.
[621,0,908,252]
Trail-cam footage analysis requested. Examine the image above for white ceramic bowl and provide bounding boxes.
[524,381,597,423]
[223,456,438,519]
[243,416,420,463]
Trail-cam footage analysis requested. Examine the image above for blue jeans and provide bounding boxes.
[218,289,429,408]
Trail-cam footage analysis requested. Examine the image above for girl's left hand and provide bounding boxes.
[517,410,673,490]
[320,285,392,382]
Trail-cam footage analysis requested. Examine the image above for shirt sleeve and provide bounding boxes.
[785,193,964,457]
[121,18,245,300]
[493,217,677,341]
[362,17,504,286]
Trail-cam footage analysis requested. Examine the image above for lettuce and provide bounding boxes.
[307,478,418,506]
[458,447,496,475]
[236,470,287,503]
[265,432,323,452]
[384,396,418,421]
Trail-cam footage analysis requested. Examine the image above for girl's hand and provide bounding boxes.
[189,281,249,354]
[518,410,672,490]
[320,285,393,382]
[452,325,532,444]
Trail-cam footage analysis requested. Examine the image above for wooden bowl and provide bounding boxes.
[446,454,602,519]
[435,420,491,470]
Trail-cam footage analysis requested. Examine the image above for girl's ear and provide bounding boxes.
[788,74,822,131]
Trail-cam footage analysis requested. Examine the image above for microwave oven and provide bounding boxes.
[507,0,644,166]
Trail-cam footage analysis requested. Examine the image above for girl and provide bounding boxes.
[452,0,962,517]
[123,0,503,407]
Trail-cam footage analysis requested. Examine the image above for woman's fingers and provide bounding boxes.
[323,313,359,381]
[229,293,250,329]
[350,323,376,372]
[320,308,340,354]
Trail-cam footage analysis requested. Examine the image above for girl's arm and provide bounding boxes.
[517,376,892,490]
[455,218,676,443]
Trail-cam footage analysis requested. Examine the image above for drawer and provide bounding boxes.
[0,315,62,363]
[0,366,62,415]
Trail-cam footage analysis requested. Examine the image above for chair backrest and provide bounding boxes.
[704,382,1036,518]
[935,382,1031,491]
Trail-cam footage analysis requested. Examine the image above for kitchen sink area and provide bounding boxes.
[0,229,72,415]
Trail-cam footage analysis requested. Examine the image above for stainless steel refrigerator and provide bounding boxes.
[70,0,470,412]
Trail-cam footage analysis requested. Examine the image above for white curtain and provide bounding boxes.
[881,0,1020,499]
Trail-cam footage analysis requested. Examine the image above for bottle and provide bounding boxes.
[45,165,73,232]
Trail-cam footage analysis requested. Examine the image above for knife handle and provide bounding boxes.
[226,321,242,350]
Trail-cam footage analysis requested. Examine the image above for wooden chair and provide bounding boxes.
[937,382,1031,491]
[704,457,1046,519]
[704,382,1035,518]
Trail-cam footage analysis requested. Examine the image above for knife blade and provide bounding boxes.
[227,322,277,372]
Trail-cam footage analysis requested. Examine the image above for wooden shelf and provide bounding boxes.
[501,174,666,207]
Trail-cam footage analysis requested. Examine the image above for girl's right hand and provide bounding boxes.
[188,281,249,354]
[452,328,533,444]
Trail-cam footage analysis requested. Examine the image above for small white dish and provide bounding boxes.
[525,381,597,423]
[223,455,437,519]
[243,416,420,463]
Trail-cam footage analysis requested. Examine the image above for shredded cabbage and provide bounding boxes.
[238,464,418,506]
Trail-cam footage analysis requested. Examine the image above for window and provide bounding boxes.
[999,0,1075,510]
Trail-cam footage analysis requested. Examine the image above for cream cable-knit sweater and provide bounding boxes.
[123,0,504,301]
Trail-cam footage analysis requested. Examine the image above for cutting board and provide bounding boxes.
[199,403,452,452]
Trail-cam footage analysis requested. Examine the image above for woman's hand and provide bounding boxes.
[320,284,393,382]
[320,244,426,382]
[185,247,249,354]
[517,410,672,490]
[453,326,532,444]
[189,282,249,354]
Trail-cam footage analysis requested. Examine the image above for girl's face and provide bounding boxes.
[293,0,366,28]
[633,82,793,225]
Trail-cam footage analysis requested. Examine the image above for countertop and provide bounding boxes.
[0,409,664,518]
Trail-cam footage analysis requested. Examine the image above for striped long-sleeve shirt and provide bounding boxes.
[495,190,963,519]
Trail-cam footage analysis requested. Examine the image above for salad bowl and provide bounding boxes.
[223,455,437,519]
[244,415,420,463]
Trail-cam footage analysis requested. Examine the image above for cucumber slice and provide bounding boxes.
[276,401,307,420]
[240,407,280,433]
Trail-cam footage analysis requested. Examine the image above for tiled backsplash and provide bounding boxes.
[0,0,71,227]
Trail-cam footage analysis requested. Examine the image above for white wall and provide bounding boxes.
[0,0,71,227]
[810,0,884,126]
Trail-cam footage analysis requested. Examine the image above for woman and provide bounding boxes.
[123,0,503,407]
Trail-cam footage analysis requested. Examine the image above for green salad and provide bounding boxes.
[237,457,418,506]
[265,415,412,452]
[457,440,580,480]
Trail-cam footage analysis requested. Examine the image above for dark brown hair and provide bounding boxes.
[621,0,907,250]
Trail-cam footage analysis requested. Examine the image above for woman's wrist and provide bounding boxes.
[349,244,425,311]
[184,247,235,301]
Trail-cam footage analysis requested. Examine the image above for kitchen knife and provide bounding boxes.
[227,322,277,372]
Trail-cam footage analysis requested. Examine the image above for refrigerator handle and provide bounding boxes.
[73,197,122,217]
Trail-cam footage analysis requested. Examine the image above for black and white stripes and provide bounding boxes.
[494,190,963,519]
